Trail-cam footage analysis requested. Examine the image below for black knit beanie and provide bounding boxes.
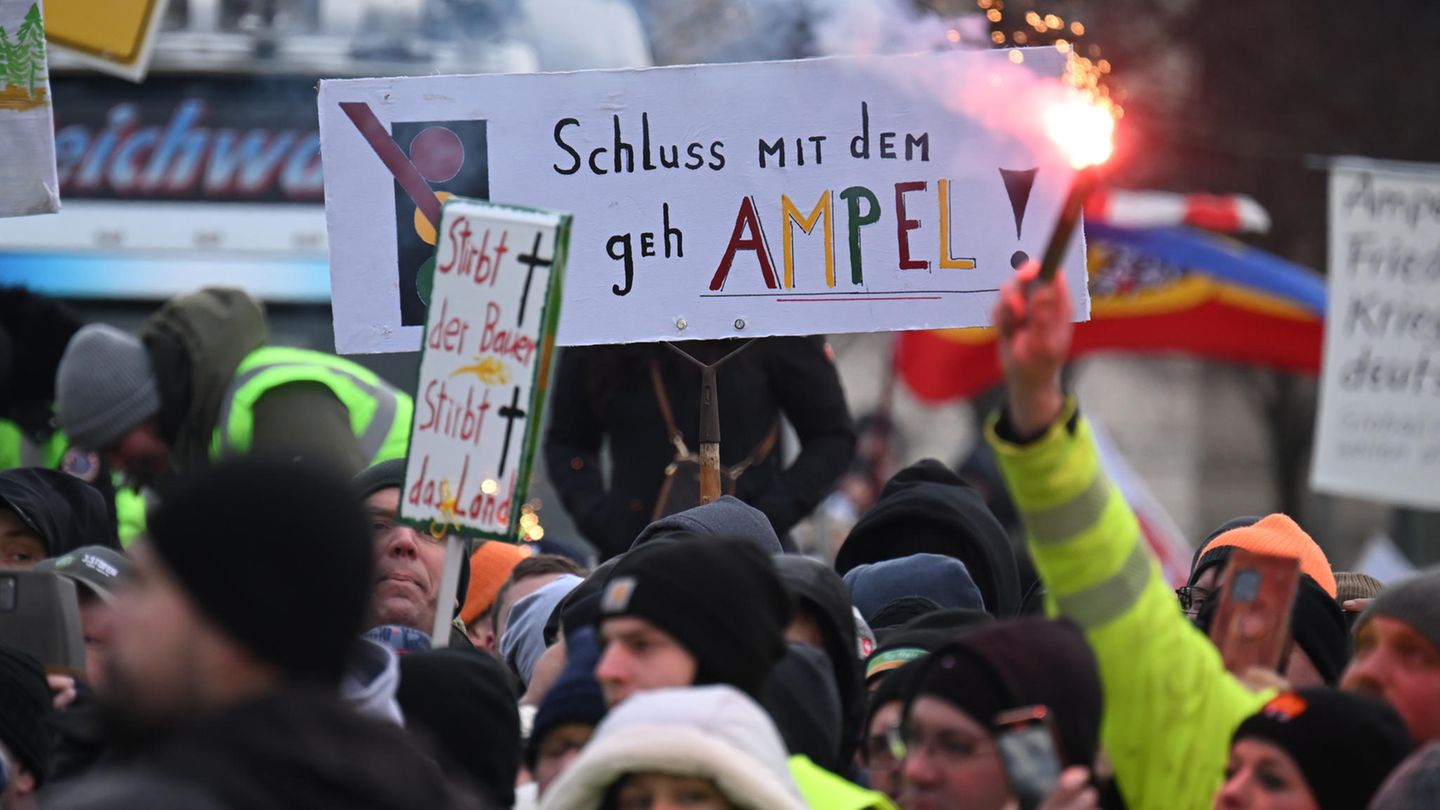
[1288,577,1351,685]
[350,458,406,501]
[0,642,51,785]
[396,648,521,808]
[1233,688,1412,810]
[148,457,373,686]
[596,536,792,698]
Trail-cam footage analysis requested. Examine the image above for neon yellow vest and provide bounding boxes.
[114,486,147,547]
[0,421,148,545]
[210,346,413,465]
[789,755,898,810]
[0,420,67,469]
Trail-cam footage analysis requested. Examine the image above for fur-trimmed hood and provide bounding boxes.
[539,685,805,810]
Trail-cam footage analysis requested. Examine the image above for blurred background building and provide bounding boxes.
[3,0,1436,569]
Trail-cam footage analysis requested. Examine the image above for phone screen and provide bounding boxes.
[996,722,1062,810]
[1231,569,1261,602]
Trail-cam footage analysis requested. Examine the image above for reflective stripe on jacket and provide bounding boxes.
[986,398,1270,810]
[210,346,412,465]
[789,755,897,810]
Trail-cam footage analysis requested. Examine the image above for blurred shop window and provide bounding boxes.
[221,0,321,33]
[420,0,521,41]
[162,0,190,30]
[518,0,653,70]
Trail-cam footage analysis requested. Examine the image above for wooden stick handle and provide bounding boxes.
[699,442,722,504]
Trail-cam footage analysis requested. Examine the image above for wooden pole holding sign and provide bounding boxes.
[664,340,752,506]
[698,365,722,503]
[430,535,467,648]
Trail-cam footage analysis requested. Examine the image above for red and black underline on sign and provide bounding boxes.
[698,289,999,302]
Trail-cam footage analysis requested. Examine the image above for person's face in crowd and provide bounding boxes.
[0,507,45,570]
[1182,566,1223,617]
[105,541,233,717]
[864,698,905,800]
[596,617,697,708]
[784,607,826,651]
[1213,739,1319,810]
[466,609,496,652]
[78,590,117,690]
[494,572,562,644]
[610,773,734,810]
[525,636,568,706]
[0,737,38,810]
[1343,615,1440,743]
[534,722,595,797]
[1281,646,1324,690]
[366,488,446,633]
[105,420,171,488]
[900,696,1011,810]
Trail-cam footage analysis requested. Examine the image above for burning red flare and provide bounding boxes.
[1043,93,1116,169]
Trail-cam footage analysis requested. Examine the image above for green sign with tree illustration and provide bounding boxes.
[0,0,58,218]
[0,3,44,109]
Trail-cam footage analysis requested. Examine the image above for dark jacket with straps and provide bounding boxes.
[543,337,856,559]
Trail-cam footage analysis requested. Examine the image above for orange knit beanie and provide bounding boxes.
[460,541,532,624]
[1199,513,1336,597]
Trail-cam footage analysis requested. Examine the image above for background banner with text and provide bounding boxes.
[1312,157,1440,509]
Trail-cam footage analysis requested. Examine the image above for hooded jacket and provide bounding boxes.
[773,554,865,775]
[762,642,844,772]
[499,574,583,685]
[842,553,986,625]
[836,459,1021,617]
[540,685,808,810]
[630,495,783,552]
[43,690,478,810]
[0,467,118,554]
[339,638,404,726]
[141,288,363,476]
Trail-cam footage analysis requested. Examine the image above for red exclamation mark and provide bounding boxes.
[998,168,1038,269]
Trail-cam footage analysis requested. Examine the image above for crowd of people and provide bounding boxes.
[0,271,1437,810]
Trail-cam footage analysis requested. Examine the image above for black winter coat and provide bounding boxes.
[543,337,855,560]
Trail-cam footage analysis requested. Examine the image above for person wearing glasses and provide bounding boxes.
[894,618,1104,810]
[1176,515,1337,620]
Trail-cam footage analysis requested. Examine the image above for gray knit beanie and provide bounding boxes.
[55,324,161,451]
[1357,569,1440,655]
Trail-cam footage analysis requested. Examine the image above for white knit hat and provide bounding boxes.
[539,685,806,810]
[55,324,161,451]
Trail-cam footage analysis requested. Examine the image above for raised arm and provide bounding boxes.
[984,264,1268,810]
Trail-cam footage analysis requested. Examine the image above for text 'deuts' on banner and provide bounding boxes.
[1312,157,1440,509]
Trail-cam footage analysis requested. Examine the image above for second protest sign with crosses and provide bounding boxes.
[319,48,1091,353]
[398,198,570,540]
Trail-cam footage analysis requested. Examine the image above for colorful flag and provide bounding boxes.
[896,224,1326,403]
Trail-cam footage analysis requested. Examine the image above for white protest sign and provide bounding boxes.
[398,198,570,540]
[0,0,59,218]
[1312,158,1440,508]
[319,48,1091,353]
